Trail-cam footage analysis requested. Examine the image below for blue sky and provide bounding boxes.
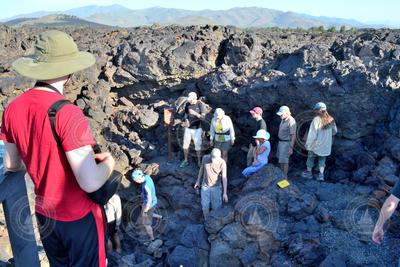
[1,0,400,25]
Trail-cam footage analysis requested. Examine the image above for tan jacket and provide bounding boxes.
[305,116,337,156]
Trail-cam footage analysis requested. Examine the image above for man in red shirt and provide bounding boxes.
[2,30,115,267]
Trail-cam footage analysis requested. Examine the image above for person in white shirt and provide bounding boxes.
[302,102,337,181]
[210,108,235,163]
[104,194,122,253]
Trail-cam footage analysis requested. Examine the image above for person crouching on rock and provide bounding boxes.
[194,148,228,220]
[210,108,235,163]
[301,102,337,181]
[247,106,267,166]
[104,194,122,254]
[242,130,271,178]
[276,105,297,179]
[131,169,158,241]
[180,92,207,168]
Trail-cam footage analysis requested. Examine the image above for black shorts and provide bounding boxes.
[107,221,118,237]
[36,207,106,267]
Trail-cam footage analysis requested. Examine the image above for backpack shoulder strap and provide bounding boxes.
[48,99,72,147]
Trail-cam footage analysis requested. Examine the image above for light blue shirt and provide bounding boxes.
[256,141,270,165]
[141,175,158,208]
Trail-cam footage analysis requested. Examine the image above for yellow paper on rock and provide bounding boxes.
[277,179,290,188]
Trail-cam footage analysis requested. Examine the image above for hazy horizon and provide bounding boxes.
[1,0,400,27]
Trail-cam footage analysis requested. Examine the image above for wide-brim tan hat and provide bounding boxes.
[12,30,95,80]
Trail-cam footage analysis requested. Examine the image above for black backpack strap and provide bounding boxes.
[48,99,72,147]
[35,81,63,95]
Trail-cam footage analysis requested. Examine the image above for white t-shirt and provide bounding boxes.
[104,194,122,225]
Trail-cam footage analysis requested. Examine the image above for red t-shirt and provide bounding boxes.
[1,89,97,221]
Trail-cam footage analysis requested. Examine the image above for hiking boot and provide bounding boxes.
[317,173,324,181]
[153,213,163,219]
[146,239,163,254]
[180,160,189,168]
[301,171,313,179]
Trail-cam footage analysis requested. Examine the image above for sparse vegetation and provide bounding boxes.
[328,26,337,33]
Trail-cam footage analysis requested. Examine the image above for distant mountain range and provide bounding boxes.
[4,14,108,28]
[1,4,386,29]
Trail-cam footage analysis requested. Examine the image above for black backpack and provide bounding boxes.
[48,99,122,206]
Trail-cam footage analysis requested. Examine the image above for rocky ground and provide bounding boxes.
[1,24,400,266]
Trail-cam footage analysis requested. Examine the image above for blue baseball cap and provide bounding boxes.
[314,102,327,111]
[131,169,144,182]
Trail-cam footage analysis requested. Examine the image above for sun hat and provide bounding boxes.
[12,30,95,80]
[314,102,327,111]
[211,148,222,163]
[253,129,270,140]
[187,92,198,101]
[276,106,290,116]
[131,169,145,182]
[250,107,263,115]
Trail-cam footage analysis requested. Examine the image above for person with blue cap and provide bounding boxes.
[302,102,337,181]
[242,129,271,177]
[131,169,158,241]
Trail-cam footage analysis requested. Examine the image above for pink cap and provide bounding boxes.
[250,107,263,115]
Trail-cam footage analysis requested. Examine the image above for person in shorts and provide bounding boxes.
[131,169,158,241]
[180,92,207,168]
[276,106,297,179]
[194,148,228,219]
[210,108,235,163]
[104,194,122,253]
[3,30,115,267]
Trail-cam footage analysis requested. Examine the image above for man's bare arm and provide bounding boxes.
[4,142,25,172]
[376,195,399,229]
[66,145,115,193]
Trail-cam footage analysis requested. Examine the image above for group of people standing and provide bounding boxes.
[0,29,340,266]
[180,92,338,218]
